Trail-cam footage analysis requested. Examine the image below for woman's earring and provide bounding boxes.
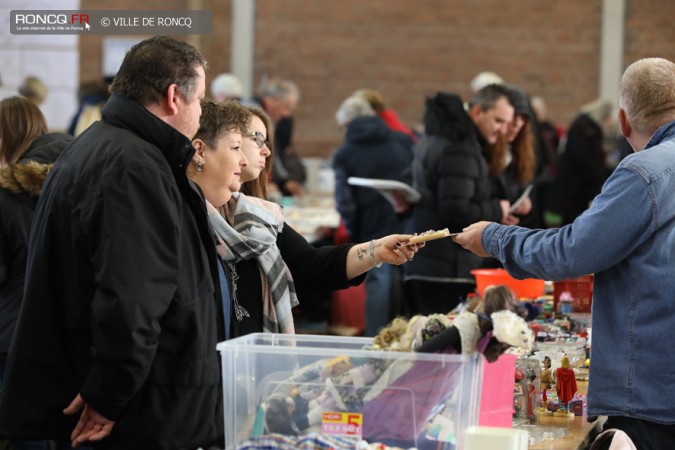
[196,161,204,172]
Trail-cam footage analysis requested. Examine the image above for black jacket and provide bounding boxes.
[550,113,609,225]
[233,223,364,337]
[333,116,414,243]
[0,133,72,353]
[0,94,225,450]
[405,93,502,281]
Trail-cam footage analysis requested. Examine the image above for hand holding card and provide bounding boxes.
[408,228,454,244]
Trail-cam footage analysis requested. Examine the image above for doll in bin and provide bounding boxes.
[264,285,534,442]
[273,315,452,434]
[357,286,534,444]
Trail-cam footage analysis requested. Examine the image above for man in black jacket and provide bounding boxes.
[405,85,515,315]
[0,36,225,450]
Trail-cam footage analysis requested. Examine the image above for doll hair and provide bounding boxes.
[561,355,571,369]
[471,285,525,334]
[264,394,298,436]
[373,314,453,352]
[372,317,409,350]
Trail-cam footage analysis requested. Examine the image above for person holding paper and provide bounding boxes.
[200,100,420,339]
[332,95,415,336]
[404,86,518,316]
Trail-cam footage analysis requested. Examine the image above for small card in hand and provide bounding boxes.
[408,228,454,244]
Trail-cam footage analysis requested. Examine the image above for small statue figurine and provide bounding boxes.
[540,356,552,403]
[554,354,577,418]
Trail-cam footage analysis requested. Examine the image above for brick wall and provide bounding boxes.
[80,0,189,83]
[624,1,675,68]
[78,0,675,158]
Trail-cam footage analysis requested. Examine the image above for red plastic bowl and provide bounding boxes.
[471,268,545,299]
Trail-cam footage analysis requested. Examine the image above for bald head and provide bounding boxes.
[620,58,675,136]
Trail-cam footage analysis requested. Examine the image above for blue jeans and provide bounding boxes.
[364,264,393,337]
[603,416,675,450]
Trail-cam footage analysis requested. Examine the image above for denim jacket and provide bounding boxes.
[482,120,675,424]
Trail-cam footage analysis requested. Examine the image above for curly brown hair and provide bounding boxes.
[194,99,250,149]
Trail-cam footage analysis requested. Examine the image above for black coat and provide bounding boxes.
[0,94,225,450]
[550,113,609,225]
[232,223,364,337]
[333,116,414,243]
[405,93,502,281]
[0,133,72,353]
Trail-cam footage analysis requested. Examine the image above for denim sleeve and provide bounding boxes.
[482,165,654,281]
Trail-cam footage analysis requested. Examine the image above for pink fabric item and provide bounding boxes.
[478,354,517,427]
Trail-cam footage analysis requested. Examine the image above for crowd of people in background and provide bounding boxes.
[1,35,665,450]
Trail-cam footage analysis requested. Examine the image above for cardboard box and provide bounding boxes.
[217,333,484,449]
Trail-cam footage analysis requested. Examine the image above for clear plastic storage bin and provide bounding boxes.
[217,333,484,450]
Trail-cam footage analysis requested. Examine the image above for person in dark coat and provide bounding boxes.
[0,36,223,450]
[332,95,415,336]
[548,99,614,225]
[0,96,73,450]
[404,86,516,315]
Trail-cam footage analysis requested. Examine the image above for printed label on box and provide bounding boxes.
[321,412,362,438]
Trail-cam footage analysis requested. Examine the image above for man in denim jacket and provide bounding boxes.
[453,57,675,449]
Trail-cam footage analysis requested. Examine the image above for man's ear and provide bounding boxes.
[468,104,482,121]
[618,108,631,139]
[165,83,181,116]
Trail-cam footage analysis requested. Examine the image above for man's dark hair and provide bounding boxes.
[468,83,512,111]
[110,36,207,106]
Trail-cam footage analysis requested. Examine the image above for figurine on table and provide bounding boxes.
[525,368,538,421]
[540,356,552,403]
[554,354,577,417]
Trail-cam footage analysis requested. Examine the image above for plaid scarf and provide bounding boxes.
[207,193,298,334]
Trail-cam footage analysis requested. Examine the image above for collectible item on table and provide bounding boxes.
[221,286,534,450]
[540,356,552,404]
[569,393,587,416]
[553,355,577,418]
[513,358,540,424]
